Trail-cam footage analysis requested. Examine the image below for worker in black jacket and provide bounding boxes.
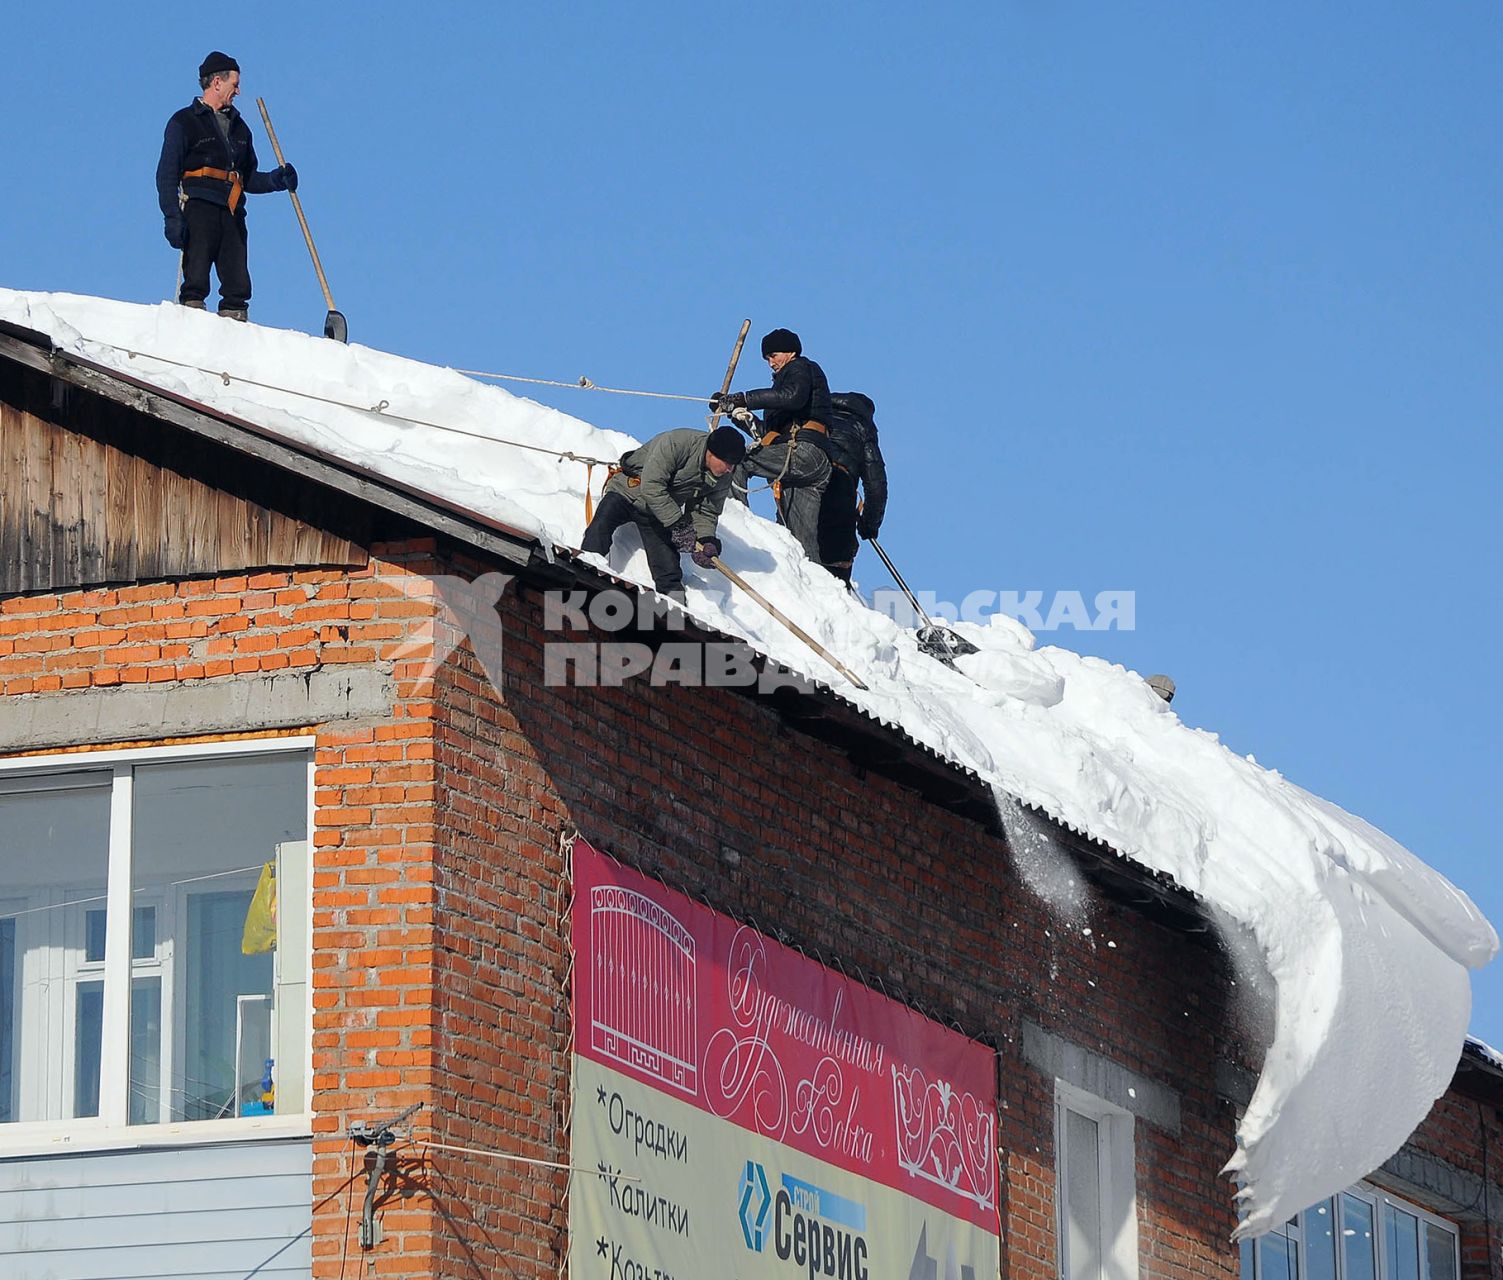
[817,392,889,583]
[709,328,832,563]
[155,52,297,321]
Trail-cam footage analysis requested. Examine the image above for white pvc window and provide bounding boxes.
[1239,1185,1459,1280]
[0,740,312,1144]
[1056,1081,1139,1280]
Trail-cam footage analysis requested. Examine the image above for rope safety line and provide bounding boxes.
[453,368,704,403]
[96,342,620,468]
[85,341,795,533]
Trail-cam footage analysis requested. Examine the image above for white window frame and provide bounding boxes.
[0,736,315,1155]
[1240,1181,1462,1280]
[1055,1079,1140,1280]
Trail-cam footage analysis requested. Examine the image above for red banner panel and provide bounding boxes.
[571,837,999,1232]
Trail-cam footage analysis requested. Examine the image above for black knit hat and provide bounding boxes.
[760,328,801,358]
[199,51,240,81]
[706,425,748,465]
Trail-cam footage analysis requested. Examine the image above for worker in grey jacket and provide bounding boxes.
[581,426,748,600]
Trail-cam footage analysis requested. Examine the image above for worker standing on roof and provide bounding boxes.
[710,328,833,563]
[581,426,748,602]
[817,392,889,584]
[155,52,298,322]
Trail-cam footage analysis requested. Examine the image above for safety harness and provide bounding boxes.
[758,420,826,504]
[182,166,243,212]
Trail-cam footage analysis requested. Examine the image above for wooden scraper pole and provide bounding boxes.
[711,557,868,691]
[708,318,751,431]
[256,98,338,315]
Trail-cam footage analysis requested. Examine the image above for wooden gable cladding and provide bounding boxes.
[0,357,371,595]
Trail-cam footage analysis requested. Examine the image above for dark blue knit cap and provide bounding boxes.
[199,51,240,80]
[761,328,801,358]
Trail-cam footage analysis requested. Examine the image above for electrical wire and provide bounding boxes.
[413,1137,639,1179]
[0,862,267,922]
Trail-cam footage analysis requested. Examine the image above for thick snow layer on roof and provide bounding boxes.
[1467,1036,1503,1071]
[2,288,1495,1235]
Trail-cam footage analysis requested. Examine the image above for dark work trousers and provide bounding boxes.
[817,467,860,583]
[732,438,831,563]
[581,491,686,598]
[180,199,251,312]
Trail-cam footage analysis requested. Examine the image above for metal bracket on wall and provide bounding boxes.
[349,1101,424,1250]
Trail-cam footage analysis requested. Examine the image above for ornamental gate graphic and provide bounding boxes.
[588,884,697,1094]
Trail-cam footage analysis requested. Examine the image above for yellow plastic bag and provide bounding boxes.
[241,861,278,954]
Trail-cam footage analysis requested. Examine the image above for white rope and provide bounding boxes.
[453,368,704,403]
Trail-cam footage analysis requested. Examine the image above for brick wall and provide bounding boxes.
[423,555,1245,1280]
[5,538,1498,1280]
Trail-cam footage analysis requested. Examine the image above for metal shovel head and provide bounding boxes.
[916,624,979,665]
[324,310,348,343]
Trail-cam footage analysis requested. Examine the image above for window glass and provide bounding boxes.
[1258,1232,1298,1280]
[1249,1218,1302,1280]
[131,906,155,961]
[85,909,108,963]
[1384,1203,1420,1280]
[129,978,162,1126]
[1303,1199,1336,1280]
[1063,1106,1103,1280]
[1240,1186,1455,1280]
[0,776,112,1123]
[74,982,104,1117]
[129,755,305,1125]
[1342,1194,1377,1280]
[0,918,13,1122]
[1424,1221,1457,1280]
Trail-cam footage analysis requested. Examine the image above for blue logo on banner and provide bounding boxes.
[739,1160,772,1251]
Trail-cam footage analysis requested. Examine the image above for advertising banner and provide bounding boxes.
[569,837,1000,1280]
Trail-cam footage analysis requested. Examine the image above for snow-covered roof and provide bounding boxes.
[1,288,1495,1237]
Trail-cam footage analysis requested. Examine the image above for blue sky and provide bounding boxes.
[3,5,1500,1038]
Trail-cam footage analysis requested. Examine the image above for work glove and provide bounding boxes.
[274,163,298,193]
[164,215,185,250]
[709,391,747,413]
[669,517,697,553]
[857,514,881,541]
[691,537,721,569]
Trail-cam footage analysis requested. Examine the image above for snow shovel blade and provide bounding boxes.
[324,310,348,343]
[916,625,979,666]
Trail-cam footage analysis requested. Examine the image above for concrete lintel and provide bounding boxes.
[1215,1058,1258,1109]
[1022,1020,1181,1133]
[1375,1145,1497,1223]
[0,668,395,753]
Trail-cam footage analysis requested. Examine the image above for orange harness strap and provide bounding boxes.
[183,166,243,212]
[587,463,626,524]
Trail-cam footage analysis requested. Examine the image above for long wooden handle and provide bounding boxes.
[708,319,751,431]
[711,557,868,690]
[255,97,337,312]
